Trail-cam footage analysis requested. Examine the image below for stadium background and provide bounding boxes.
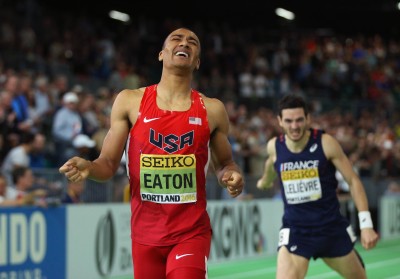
[1,0,400,278]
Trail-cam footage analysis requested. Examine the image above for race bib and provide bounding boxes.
[281,168,322,204]
[140,154,197,204]
[278,228,290,246]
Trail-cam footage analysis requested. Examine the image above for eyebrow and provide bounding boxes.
[283,116,305,122]
[170,34,199,44]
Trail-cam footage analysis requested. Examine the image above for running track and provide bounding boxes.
[208,238,400,279]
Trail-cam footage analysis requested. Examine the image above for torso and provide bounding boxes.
[274,128,346,229]
[126,84,212,245]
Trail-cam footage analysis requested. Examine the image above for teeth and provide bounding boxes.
[176,52,188,57]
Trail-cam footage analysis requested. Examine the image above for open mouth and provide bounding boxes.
[175,51,189,58]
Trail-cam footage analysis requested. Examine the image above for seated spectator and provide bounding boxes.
[62,181,85,204]
[72,134,98,160]
[0,172,19,206]
[384,181,400,196]
[11,166,48,207]
[1,132,45,185]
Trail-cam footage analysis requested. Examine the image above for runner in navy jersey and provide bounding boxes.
[257,95,378,279]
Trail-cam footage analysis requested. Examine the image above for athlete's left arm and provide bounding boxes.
[322,133,379,249]
[322,133,369,211]
[205,97,244,197]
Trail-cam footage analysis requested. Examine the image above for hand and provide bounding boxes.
[256,179,263,189]
[360,228,379,250]
[221,170,244,198]
[59,156,91,182]
[256,178,268,190]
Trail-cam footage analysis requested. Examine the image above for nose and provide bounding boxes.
[179,38,189,47]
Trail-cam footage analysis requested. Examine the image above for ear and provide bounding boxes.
[277,116,283,126]
[195,58,200,70]
[158,50,163,61]
[306,114,311,125]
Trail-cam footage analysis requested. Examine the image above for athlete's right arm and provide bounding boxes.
[256,137,278,190]
[59,89,142,182]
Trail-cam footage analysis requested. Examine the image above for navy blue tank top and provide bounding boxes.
[274,129,347,228]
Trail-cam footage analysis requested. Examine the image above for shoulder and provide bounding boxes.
[112,88,145,110]
[321,132,343,159]
[267,137,277,155]
[110,88,146,125]
[200,93,225,112]
[115,88,145,101]
[321,132,338,145]
[200,94,228,131]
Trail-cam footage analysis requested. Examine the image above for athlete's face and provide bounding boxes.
[158,28,201,71]
[278,108,310,142]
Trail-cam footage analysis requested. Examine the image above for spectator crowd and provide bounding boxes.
[1,1,400,205]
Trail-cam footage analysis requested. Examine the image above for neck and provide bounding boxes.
[286,129,310,153]
[158,70,192,95]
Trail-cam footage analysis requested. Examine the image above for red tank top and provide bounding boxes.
[127,84,212,245]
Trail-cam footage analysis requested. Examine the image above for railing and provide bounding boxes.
[33,168,391,209]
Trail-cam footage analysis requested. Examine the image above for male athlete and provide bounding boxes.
[59,28,244,279]
[257,95,379,278]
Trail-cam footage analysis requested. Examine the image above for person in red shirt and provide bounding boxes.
[59,27,244,279]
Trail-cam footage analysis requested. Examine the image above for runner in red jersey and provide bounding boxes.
[59,28,244,279]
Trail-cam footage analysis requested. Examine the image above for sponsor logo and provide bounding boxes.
[309,143,318,153]
[144,117,161,123]
[290,245,297,252]
[176,254,194,260]
[95,211,115,276]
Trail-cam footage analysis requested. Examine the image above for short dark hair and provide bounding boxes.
[12,166,29,184]
[20,132,36,144]
[278,95,309,117]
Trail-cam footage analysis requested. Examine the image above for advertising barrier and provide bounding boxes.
[379,195,400,239]
[5,196,399,279]
[0,207,66,279]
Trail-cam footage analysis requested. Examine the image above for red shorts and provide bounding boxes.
[132,232,211,279]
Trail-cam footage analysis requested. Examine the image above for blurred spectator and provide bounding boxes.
[12,73,33,133]
[62,181,85,203]
[78,93,99,136]
[51,92,82,166]
[49,74,69,110]
[92,114,110,154]
[33,75,55,136]
[0,89,19,161]
[0,172,19,206]
[9,166,47,207]
[72,133,98,161]
[1,132,45,185]
[384,181,400,196]
[29,133,51,169]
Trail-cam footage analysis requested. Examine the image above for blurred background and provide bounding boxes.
[1,0,400,278]
[1,0,400,203]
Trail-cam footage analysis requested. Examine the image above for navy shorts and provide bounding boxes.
[277,221,357,260]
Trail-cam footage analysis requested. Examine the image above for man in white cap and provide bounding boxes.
[72,134,98,161]
[52,92,82,166]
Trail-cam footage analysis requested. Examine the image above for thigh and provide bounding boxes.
[277,246,309,279]
[166,232,211,277]
[132,240,171,279]
[316,224,356,258]
[323,249,366,279]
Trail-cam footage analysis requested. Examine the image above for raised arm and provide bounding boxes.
[257,137,278,190]
[206,97,244,198]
